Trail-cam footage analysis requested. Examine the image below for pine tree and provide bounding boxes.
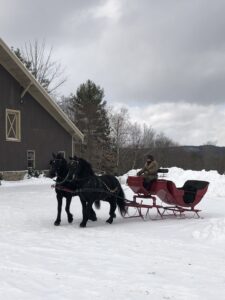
[12,48,32,71]
[70,80,114,172]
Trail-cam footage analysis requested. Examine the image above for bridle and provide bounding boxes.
[68,158,80,181]
[51,158,73,185]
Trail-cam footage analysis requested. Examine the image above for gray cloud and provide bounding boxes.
[2,0,225,105]
[0,0,103,45]
[94,0,225,104]
[127,102,225,146]
[1,0,225,144]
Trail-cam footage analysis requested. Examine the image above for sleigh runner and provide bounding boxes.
[124,174,209,219]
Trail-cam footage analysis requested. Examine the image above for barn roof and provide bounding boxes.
[0,38,84,141]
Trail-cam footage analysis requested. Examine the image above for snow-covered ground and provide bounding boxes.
[1,168,225,300]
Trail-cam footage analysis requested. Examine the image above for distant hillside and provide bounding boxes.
[156,145,225,173]
[179,145,225,157]
[111,145,225,175]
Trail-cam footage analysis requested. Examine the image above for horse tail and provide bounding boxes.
[116,186,127,216]
[94,200,101,209]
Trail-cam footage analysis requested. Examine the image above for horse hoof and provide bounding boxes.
[80,222,86,228]
[68,215,73,223]
[89,216,97,221]
[54,221,61,226]
[106,219,113,224]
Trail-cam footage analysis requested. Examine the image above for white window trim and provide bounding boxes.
[6,109,21,142]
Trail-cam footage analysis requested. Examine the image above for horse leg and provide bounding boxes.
[54,193,63,226]
[80,200,94,228]
[106,199,117,224]
[65,195,73,223]
[80,199,88,227]
[89,206,97,221]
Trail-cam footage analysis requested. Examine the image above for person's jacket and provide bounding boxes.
[137,160,159,181]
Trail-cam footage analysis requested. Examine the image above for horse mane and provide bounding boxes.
[78,157,95,176]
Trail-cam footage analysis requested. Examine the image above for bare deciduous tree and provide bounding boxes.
[128,122,142,169]
[155,132,176,148]
[141,124,156,149]
[12,39,66,96]
[109,107,130,173]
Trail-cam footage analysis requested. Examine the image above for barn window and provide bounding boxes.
[6,109,21,141]
[27,150,35,168]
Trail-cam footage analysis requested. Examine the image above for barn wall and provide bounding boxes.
[0,64,72,171]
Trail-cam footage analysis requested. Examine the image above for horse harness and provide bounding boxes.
[99,178,119,194]
[69,158,119,194]
[54,175,120,200]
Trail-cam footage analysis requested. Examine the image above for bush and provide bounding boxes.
[27,168,41,178]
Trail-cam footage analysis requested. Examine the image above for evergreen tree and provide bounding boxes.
[70,80,114,172]
[12,48,32,71]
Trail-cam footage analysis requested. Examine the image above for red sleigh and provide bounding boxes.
[124,174,209,219]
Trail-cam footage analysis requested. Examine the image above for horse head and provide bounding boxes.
[49,152,68,179]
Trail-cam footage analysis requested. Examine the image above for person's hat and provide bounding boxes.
[147,154,154,160]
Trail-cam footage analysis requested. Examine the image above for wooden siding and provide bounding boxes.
[0,64,72,171]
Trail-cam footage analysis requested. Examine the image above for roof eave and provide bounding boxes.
[0,38,84,141]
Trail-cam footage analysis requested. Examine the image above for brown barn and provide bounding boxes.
[0,38,83,178]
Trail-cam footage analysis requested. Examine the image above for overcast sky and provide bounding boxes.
[1,0,225,146]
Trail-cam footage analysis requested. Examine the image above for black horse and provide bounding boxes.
[49,153,97,226]
[68,156,127,227]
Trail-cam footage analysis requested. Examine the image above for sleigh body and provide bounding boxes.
[124,176,209,219]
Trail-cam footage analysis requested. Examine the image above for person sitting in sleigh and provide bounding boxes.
[137,154,159,189]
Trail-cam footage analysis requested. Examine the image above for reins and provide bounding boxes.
[54,170,72,185]
[73,173,120,194]
[53,185,123,200]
